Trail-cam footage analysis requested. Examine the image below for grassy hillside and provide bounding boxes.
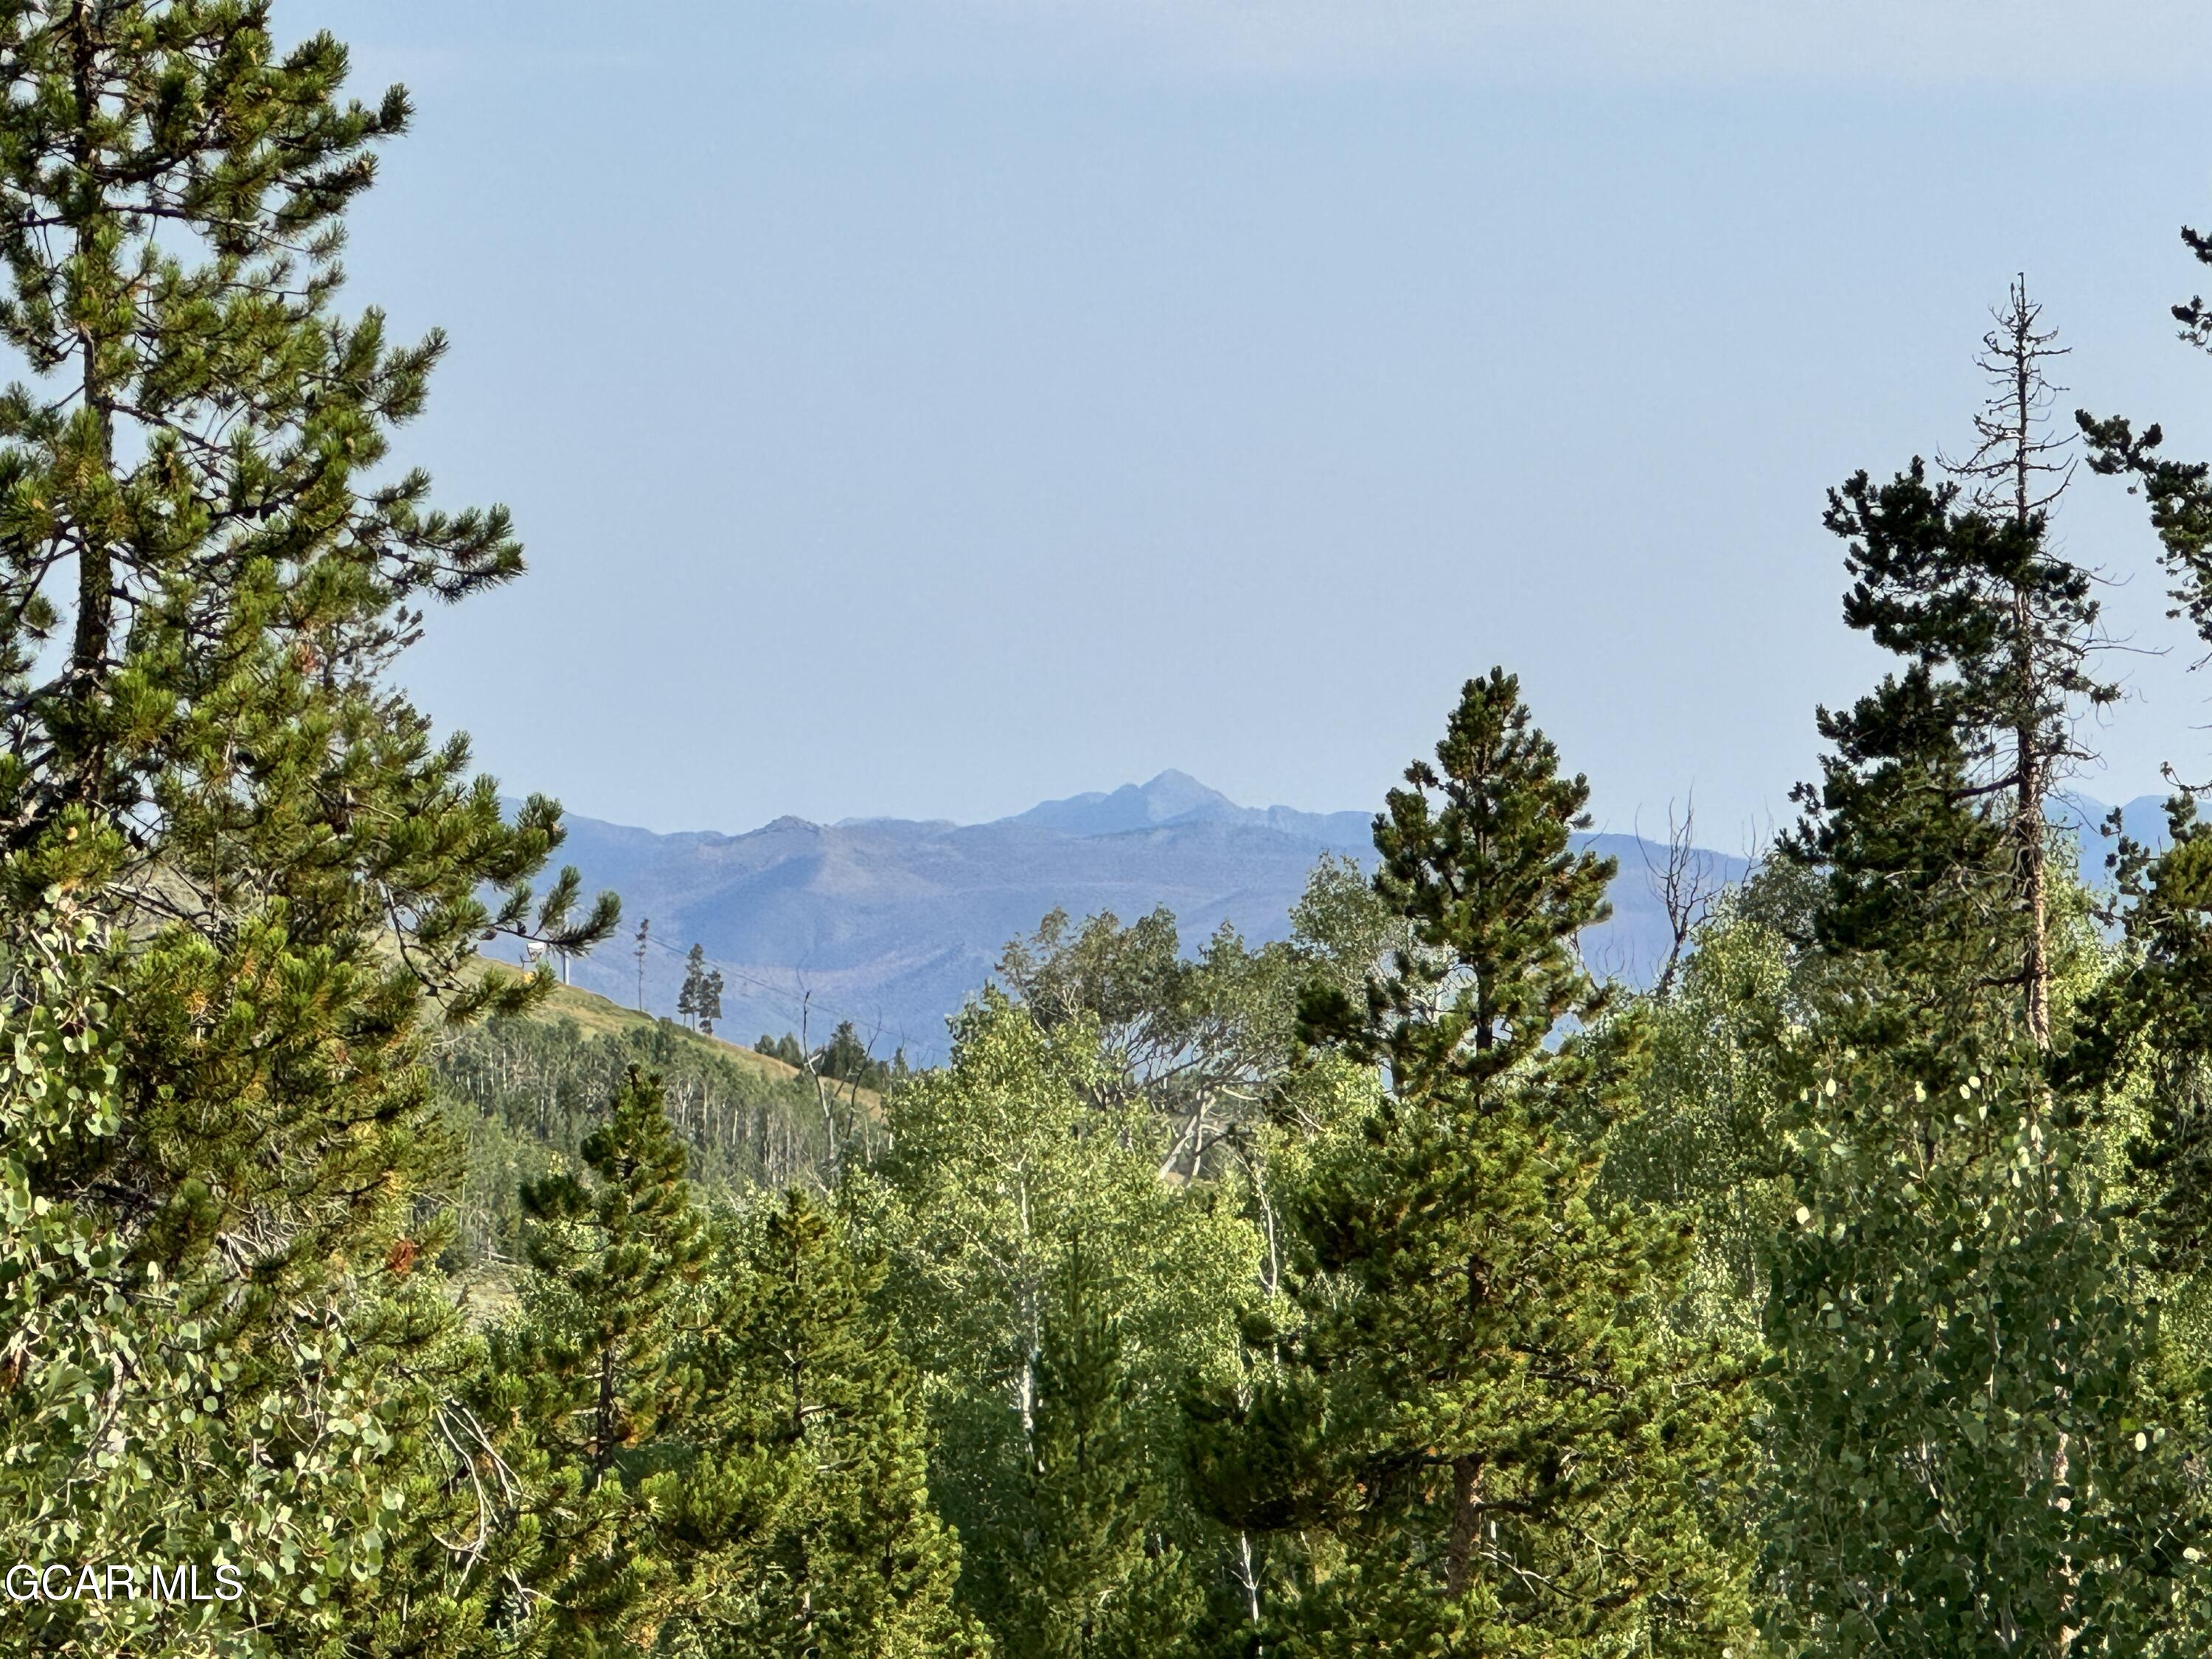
[473,968,883,1110]
[526,978,807,1077]
[434,973,885,1266]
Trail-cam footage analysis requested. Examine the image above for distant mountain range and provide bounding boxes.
[497,772,1747,1063]
[495,773,2176,1065]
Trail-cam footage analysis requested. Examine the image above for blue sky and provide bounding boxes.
[310,0,2212,844]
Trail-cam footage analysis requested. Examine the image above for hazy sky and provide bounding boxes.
[307,0,2212,844]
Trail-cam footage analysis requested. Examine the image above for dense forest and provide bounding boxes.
[13,4,2212,1657]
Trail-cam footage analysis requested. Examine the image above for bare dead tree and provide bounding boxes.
[793,985,897,1189]
[1947,276,2077,524]
[799,987,839,1189]
[1641,796,1722,1000]
[1937,276,2112,1048]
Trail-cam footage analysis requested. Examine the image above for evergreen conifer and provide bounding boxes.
[1764,307,2205,1651]
[1223,669,1753,1655]
[0,7,614,1646]
[722,1190,986,1657]
[984,1238,1189,1659]
[487,1065,714,1646]
[679,942,710,1029]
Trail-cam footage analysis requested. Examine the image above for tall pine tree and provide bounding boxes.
[0,7,614,1649]
[0,0,618,1295]
[1763,291,2204,1652]
[719,1189,986,1658]
[1217,669,1752,1655]
[1792,320,2112,1060]
[2076,210,2212,1298]
[487,1065,717,1649]
[978,1235,1194,1659]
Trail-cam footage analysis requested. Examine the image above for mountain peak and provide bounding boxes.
[1134,769,1239,818]
[997,771,1378,848]
[1006,769,1241,837]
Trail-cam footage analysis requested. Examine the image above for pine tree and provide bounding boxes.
[0,8,615,1649]
[1795,285,2114,1052]
[1222,669,1752,1655]
[820,1017,873,1082]
[678,942,703,1027]
[0,898,532,1658]
[983,1237,1189,1659]
[2076,221,2212,1290]
[719,1189,986,1657]
[2077,218,2212,661]
[671,947,723,1034]
[488,1066,715,1646]
[1944,280,2109,1045]
[1761,299,2207,1649]
[2059,793,2212,1275]
[514,1068,710,1484]
[0,0,619,1290]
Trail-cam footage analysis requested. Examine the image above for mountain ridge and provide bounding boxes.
[503,773,2168,1064]
[500,771,1745,1062]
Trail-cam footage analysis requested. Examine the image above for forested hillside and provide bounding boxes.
[13,6,2212,1658]
[431,989,872,1265]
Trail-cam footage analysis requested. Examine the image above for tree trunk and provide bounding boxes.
[66,8,114,800]
[1446,1453,1482,1599]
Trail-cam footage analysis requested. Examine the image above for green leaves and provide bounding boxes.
[876,995,1258,1658]
[0,910,497,1657]
[1215,672,1756,1658]
[0,9,622,1652]
[1759,1065,2202,1656]
[1338,667,1619,1116]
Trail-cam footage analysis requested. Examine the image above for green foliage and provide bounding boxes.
[873,994,1258,1658]
[987,1240,1193,1659]
[992,877,1401,1652]
[0,7,619,1651]
[1789,325,2115,1052]
[1599,890,1798,1338]
[478,1068,709,1649]
[712,1190,987,1658]
[15,9,2212,1656]
[2059,793,2212,1276]
[2079,201,2212,649]
[479,1072,966,1655]
[0,907,504,1658]
[1208,671,1755,1657]
[1759,1065,2200,1655]
[1759,307,2208,1652]
[1298,668,1621,1111]
[818,1017,894,1090]
[432,1012,848,1262]
[758,1031,807,1067]
[678,944,725,1034]
[507,1068,712,1487]
[999,902,1305,1188]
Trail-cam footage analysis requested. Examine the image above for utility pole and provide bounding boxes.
[634,917,650,1012]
